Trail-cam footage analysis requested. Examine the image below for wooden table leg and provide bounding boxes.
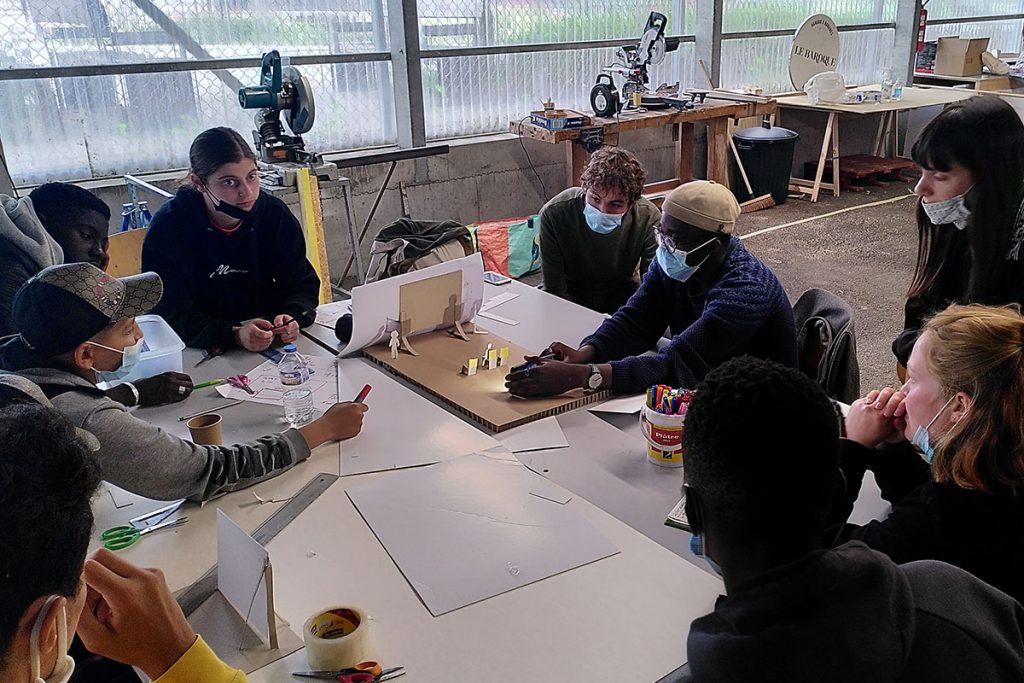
[831,112,840,197]
[872,114,886,157]
[706,117,729,184]
[676,122,694,183]
[566,140,588,187]
[809,112,836,203]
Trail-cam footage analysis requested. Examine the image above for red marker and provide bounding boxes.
[353,384,372,403]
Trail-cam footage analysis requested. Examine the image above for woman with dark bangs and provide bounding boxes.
[894,96,1024,377]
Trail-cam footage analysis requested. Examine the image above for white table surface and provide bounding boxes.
[248,471,722,683]
[775,84,974,114]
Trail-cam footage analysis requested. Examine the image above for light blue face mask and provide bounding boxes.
[656,236,717,283]
[89,338,143,384]
[911,394,957,464]
[583,201,624,234]
[690,532,723,577]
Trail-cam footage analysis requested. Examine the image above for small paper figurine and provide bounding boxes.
[462,357,478,376]
[389,330,400,359]
[481,343,493,365]
[485,349,498,370]
[498,346,510,367]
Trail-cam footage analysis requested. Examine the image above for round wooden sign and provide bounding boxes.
[789,14,840,90]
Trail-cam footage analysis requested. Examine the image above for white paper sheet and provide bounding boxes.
[498,416,569,453]
[187,591,302,673]
[335,358,499,476]
[587,394,647,415]
[339,253,486,356]
[215,356,339,412]
[480,292,519,312]
[217,510,273,643]
[314,300,352,328]
[346,454,618,616]
[475,310,519,326]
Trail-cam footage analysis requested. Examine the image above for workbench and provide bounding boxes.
[510,98,777,201]
[775,85,974,202]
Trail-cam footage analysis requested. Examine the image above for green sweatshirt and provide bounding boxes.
[539,188,660,314]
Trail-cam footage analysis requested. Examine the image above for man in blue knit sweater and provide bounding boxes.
[505,180,797,396]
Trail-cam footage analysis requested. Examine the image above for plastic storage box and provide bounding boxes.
[102,314,185,388]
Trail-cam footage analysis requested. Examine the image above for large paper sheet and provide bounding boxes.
[339,253,486,356]
[216,356,339,412]
[498,416,569,453]
[336,358,498,475]
[314,300,352,328]
[346,454,619,616]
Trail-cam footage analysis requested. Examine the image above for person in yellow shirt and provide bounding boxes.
[0,376,246,683]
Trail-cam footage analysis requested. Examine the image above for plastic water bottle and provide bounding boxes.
[279,343,314,426]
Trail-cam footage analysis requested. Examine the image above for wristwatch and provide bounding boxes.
[585,363,604,391]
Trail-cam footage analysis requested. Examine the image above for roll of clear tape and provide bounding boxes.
[302,606,371,670]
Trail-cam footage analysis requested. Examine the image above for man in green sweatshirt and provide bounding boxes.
[539,146,660,314]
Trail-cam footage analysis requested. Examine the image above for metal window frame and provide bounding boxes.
[1,0,1019,186]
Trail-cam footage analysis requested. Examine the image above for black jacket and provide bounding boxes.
[141,187,319,349]
[893,224,1024,365]
[832,439,1024,605]
[688,542,1024,682]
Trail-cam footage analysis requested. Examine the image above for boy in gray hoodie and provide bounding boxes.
[0,262,367,501]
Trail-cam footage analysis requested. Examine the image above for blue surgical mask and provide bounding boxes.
[656,236,716,283]
[583,201,623,234]
[911,394,957,464]
[690,532,723,577]
[89,338,143,383]
[921,189,972,230]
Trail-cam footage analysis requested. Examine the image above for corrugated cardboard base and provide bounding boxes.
[364,329,609,432]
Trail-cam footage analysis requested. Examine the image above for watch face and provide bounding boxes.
[588,369,603,389]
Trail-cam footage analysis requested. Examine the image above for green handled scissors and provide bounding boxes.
[101,516,189,551]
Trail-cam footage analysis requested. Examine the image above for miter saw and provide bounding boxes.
[238,50,316,163]
[589,12,680,117]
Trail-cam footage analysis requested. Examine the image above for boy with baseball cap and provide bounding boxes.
[507,180,798,396]
[0,262,366,501]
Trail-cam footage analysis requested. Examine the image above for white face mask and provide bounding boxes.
[30,596,75,683]
[921,189,973,230]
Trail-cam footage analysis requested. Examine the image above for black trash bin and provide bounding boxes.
[732,125,800,205]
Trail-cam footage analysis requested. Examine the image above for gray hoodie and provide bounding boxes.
[0,339,310,501]
[0,195,63,336]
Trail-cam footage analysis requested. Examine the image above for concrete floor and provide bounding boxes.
[524,179,921,394]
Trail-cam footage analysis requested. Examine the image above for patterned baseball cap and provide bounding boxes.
[0,373,101,451]
[12,262,163,356]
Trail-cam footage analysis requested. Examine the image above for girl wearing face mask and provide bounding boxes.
[840,303,1024,604]
[538,146,660,314]
[894,96,1024,378]
[142,127,320,354]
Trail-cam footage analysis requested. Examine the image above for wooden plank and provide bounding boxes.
[644,179,682,194]
[676,122,694,183]
[706,117,730,185]
[566,141,588,187]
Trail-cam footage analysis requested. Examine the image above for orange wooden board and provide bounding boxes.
[363,328,609,432]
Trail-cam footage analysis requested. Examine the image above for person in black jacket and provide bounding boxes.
[843,303,1024,605]
[683,356,1024,682]
[894,96,1024,376]
[141,127,320,351]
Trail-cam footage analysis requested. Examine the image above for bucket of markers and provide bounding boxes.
[640,387,694,468]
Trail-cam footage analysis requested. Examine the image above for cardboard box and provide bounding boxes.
[934,36,989,76]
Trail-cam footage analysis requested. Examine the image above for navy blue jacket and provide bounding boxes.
[582,237,797,393]
[142,187,319,349]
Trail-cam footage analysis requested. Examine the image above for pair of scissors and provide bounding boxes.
[101,516,189,551]
[195,347,226,367]
[293,664,405,682]
[227,374,255,395]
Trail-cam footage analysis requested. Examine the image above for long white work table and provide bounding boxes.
[86,296,719,683]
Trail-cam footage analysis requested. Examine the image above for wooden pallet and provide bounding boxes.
[803,155,917,193]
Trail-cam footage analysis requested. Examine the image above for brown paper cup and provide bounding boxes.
[187,414,223,445]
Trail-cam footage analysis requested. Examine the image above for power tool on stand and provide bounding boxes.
[238,50,317,164]
[589,12,680,117]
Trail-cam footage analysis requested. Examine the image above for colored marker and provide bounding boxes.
[193,379,226,390]
[353,384,372,403]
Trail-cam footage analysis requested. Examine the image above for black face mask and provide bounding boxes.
[204,188,256,221]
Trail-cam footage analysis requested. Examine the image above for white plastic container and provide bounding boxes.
[640,405,686,468]
[102,314,184,387]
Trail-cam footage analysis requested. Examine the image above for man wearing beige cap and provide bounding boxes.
[506,180,797,396]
